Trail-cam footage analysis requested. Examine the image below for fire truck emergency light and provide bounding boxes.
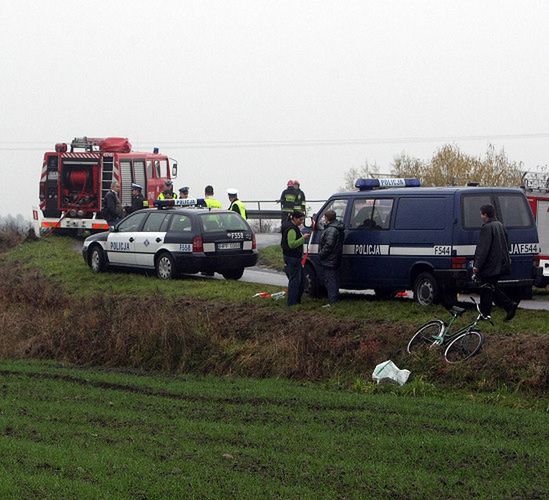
[355,178,421,191]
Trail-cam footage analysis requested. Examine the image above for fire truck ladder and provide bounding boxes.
[101,157,114,206]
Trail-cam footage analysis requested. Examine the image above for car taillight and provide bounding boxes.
[252,233,256,250]
[451,257,467,269]
[533,255,540,267]
[192,235,203,252]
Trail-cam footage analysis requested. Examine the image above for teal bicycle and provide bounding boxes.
[406,297,490,363]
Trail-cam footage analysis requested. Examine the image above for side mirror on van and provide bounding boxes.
[171,163,178,178]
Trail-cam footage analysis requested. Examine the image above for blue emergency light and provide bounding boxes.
[355,178,421,191]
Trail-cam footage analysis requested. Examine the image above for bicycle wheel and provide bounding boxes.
[444,330,483,363]
[407,320,444,354]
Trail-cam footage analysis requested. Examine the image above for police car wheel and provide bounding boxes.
[156,253,177,280]
[413,272,439,306]
[90,245,106,273]
[222,268,244,280]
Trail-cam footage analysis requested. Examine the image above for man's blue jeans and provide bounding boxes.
[284,256,304,306]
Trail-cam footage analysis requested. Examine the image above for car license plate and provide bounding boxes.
[217,242,241,250]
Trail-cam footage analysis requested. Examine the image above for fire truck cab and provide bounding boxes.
[523,172,549,287]
[37,137,178,232]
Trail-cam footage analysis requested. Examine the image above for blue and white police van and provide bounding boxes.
[306,178,540,305]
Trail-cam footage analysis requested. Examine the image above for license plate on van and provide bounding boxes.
[217,242,241,250]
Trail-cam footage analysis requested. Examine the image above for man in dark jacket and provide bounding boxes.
[103,181,123,227]
[281,210,310,306]
[473,204,517,320]
[279,180,298,225]
[319,210,345,305]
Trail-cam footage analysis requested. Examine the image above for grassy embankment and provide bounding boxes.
[0,360,548,498]
[1,236,548,393]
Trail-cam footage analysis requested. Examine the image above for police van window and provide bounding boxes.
[497,194,533,228]
[462,195,492,229]
[316,199,348,230]
[350,199,393,230]
[199,212,248,232]
[395,198,446,230]
[117,212,148,232]
[142,212,168,232]
[170,215,193,232]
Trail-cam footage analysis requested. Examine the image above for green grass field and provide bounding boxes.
[0,360,547,499]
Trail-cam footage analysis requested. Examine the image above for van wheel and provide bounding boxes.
[89,245,107,273]
[222,268,244,280]
[304,264,325,298]
[156,253,177,280]
[413,272,439,306]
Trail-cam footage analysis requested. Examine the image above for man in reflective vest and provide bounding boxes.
[158,180,177,200]
[294,180,306,214]
[204,185,222,209]
[227,188,247,219]
[281,210,310,306]
[279,180,298,225]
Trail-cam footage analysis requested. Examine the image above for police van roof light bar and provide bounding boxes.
[355,178,421,191]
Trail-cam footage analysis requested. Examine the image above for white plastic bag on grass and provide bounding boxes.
[372,360,410,386]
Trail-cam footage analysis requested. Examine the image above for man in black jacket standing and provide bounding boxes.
[103,181,123,227]
[125,183,145,215]
[473,204,517,320]
[319,210,345,305]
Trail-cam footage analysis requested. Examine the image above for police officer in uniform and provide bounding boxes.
[103,181,124,227]
[227,188,247,219]
[179,186,190,199]
[125,183,146,214]
[281,210,310,306]
[158,180,177,200]
[279,180,298,225]
[204,185,222,209]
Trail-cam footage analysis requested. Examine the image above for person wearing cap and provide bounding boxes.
[179,186,190,199]
[227,188,247,219]
[204,185,222,209]
[158,180,177,200]
[281,210,310,306]
[294,180,306,214]
[278,180,298,225]
[125,183,146,214]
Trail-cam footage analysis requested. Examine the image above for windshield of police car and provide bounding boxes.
[199,212,249,232]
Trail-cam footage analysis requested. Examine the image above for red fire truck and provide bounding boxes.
[35,137,178,232]
[523,172,549,287]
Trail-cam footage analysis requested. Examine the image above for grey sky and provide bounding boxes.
[1,0,548,217]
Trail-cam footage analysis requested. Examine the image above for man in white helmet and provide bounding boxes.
[227,188,247,219]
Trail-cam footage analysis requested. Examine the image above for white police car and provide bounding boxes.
[82,199,257,280]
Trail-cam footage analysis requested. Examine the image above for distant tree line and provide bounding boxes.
[343,144,525,190]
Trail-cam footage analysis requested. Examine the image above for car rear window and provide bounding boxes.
[199,212,249,232]
[497,194,534,228]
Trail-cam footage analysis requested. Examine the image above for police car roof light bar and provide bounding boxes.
[153,198,206,209]
[355,178,421,191]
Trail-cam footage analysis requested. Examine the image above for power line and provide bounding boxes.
[1,132,548,151]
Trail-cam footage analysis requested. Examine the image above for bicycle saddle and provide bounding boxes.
[450,306,466,316]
